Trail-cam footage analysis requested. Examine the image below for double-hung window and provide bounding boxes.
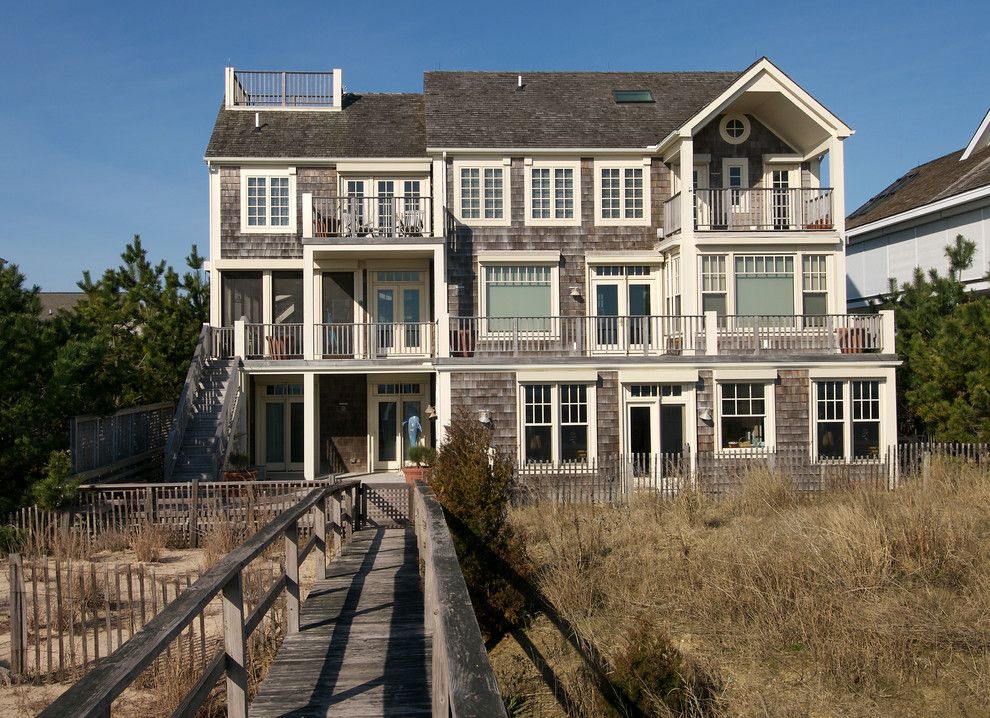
[802,255,828,315]
[595,160,651,225]
[814,380,882,461]
[241,170,296,233]
[522,383,593,464]
[525,161,579,225]
[700,255,727,316]
[456,161,509,224]
[720,383,767,449]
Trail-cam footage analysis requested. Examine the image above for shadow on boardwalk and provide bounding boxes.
[249,528,430,717]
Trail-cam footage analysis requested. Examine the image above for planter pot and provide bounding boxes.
[401,466,431,485]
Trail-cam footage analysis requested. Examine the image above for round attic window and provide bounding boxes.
[719,114,751,144]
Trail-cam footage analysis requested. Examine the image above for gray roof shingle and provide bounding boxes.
[847,145,990,231]
[204,93,426,158]
[423,71,741,149]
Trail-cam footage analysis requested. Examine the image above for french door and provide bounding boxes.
[370,382,430,471]
[371,278,427,356]
[261,390,304,472]
[626,400,684,481]
[593,281,652,352]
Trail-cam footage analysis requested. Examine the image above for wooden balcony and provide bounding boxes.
[694,188,833,232]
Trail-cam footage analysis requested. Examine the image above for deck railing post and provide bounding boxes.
[222,571,248,718]
[345,488,354,545]
[285,519,300,635]
[189,478,200,548]
[315,493,327,580]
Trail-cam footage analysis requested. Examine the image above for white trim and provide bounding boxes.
[585,251,663,264]
[715,368,778,381]
[477,260,561,325]
[477,250,560,263]
[847,184,990,240]
[807,367,890,379]
[335,160,432,173]
[213,259,305,269]
[206,156,431,165]
[763,153,803,165]
[517,368,599,382]
[719,114,751,144]
[452,158,512,226]
[961,107,990,161]
[809,378,887,463]
[523,159,582,227]
[429,147,652,156]
[593,158,652,227]
[239,168,297,234]
[619,368,699,383]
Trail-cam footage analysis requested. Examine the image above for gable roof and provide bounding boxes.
[423,71,741,149]
[847,144,990,231]
[204,93,426,159]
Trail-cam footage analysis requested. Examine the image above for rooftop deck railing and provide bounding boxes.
[310,195,433,238]
[230,70,336,108]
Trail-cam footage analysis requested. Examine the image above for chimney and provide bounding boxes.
[332,68,343,110]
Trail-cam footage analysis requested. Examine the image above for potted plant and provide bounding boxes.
[402,445,436,484]
[224,452,258,481]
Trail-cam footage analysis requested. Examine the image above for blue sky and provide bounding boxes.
[1,0,986,290]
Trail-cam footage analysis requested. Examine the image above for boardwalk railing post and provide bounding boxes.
[222,571,248,718]
[285,519,300,635]
[315,492,327,580]
[345,488,355,544]
[332,491,343,560]
[9,553,27,678]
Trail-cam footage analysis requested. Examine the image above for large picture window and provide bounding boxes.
[522,383,593,464]
[484,264,553,331]
[813,380,883,461]
[734,255,794,316]
[720,383,766,449]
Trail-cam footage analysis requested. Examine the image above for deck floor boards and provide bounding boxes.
[249,528,431,718]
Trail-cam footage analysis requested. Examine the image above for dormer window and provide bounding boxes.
[719,114,751,145]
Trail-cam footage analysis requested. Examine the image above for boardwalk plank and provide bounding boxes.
[249,528,431,718]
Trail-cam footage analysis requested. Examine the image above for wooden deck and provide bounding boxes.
[249,527,432,717]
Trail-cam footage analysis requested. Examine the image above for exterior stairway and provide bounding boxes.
[169,357,239,482]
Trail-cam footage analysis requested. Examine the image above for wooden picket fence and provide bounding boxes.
[512,441,990,505]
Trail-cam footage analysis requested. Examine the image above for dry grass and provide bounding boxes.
[500,459,990,717]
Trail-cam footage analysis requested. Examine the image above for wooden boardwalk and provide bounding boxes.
[250,527,432,717]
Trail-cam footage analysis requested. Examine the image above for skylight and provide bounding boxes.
[613,90,654,103]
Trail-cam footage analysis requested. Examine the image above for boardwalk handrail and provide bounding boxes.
[413,482,507,717]
[38,478,363,718]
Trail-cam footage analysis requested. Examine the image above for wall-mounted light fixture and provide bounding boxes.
[698,407,713,422]
[569,286,582,300]
[425,405,437,419]
[478,409,492,425]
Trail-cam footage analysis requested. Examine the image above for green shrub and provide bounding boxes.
[32,450,80,510]
[407,444,436,466]
[0,524,25,554]
[430,413,528,639]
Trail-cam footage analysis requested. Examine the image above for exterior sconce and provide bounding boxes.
[425,405,437,419]
[699,407,713,422]
[478,409,492,425]
[569,286,582,300]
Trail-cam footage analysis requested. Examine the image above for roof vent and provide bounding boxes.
[517,74,524,90]
[254,112,260,132]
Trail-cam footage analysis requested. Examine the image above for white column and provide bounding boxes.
[304,372,318,480]
[433,244,448,358]
[208,165,222,327]
[880,309,896,354]
[233,319,246,359]
[676,137,698,315]
[301,193,313,239]
[435,371,452,444]
[303,246,315,360]
[704,310,718,356]
[432,158,446,238]
[828,136,848,309]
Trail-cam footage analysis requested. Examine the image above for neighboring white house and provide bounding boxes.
[846,108,990,308]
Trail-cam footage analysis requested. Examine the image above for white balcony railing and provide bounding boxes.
[229,70,336,109]
[310,196,433,238]
[716,314,882,354]
[694,188,833,231]
[449,316,706,358]
[315,322,436,359]
[245,323,304,359]
[662,192,682,236]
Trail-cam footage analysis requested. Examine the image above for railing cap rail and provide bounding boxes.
[38,480,361,718]
[414,482,508,717]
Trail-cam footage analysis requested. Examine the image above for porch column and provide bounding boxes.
[433,244,449,358]
[304,373,319,480]
[676,136,698,315]
[303,246,315,360]
[435,371,452,444]
[828,136,848,309]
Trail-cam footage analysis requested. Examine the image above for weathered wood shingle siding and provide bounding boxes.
[445,158,670,316]
[693,114,805,188]
[450,372,517,459]
[597,371,620,456]
[220,166,337,259]
[774,369,810,450]
[319,374,368,474]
